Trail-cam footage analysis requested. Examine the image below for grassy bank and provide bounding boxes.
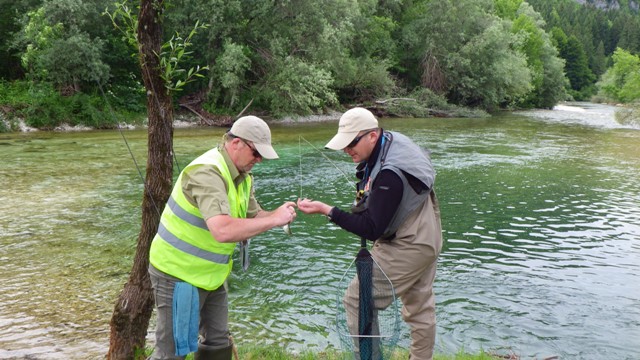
[235,347,502,360]
[0,80,145,133]
[154,346,505,360]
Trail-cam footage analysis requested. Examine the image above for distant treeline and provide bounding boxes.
[0,0,639,130]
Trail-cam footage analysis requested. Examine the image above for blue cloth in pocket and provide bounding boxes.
[173,282,199,356]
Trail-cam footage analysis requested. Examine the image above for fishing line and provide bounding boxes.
[298,135,356,193]
[96,46,191,217]
[299,135,302,199]
[97,81,163,218]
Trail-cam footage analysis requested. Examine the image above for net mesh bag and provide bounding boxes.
[335,248,403,360]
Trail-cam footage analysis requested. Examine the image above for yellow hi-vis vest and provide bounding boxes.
[149,148,252,291]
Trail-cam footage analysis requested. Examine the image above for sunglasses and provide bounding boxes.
[346,130,375,148]
[240,138,261,158]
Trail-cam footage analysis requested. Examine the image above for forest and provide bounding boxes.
[0,0,639,131]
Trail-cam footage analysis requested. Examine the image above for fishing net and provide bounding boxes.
[335,239,403,360]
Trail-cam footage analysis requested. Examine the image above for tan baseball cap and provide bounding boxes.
[325,107,379,150]
[229,116,279,159]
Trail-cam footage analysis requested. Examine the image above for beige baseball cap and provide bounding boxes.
[325,107,379,150]
[229,116,279,159]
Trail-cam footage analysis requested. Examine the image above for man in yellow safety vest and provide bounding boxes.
[148,116,297,360]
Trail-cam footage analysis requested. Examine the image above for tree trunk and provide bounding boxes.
[107,0,174,358]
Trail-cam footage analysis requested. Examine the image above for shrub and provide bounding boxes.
[2,81,123,129]
[332,57,396,103]
[257,56,338,117]
[385,87,489,118]
[22,84,70,128]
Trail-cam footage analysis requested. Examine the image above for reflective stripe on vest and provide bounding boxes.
[167,196,208,230]
[149,148,251,290]
[157,223,230,264]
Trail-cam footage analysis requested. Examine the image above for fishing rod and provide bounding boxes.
[286,135,356,236]
[97,81,165,218]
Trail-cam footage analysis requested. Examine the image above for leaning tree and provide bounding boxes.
[105,0,208,356]
[106,0,173,358]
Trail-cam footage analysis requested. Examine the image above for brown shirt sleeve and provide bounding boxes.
[182,165,231,220]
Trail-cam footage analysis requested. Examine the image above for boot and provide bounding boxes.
[193,344,233,360]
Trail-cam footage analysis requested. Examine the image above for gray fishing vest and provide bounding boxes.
[356,131,435,239]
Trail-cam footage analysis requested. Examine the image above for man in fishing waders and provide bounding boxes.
[148,116,297,360]
[297,107,443,360]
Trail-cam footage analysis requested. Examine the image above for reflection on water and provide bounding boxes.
[1,104,639,359]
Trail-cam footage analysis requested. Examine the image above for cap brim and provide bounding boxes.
[254,143,279,159]
[325,132,358,150]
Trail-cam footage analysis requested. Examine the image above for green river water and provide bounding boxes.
[0,103,638,359]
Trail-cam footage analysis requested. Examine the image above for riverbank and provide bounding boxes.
[11,101,639,134]
[0,112,343,133]
[0,92,490,133]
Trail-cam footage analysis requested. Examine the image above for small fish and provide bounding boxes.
[283,223,292,235]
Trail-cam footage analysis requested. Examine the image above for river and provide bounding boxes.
[0,103,638,359]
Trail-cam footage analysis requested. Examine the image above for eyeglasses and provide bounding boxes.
[240,138,261,158]
[346,130,375,149]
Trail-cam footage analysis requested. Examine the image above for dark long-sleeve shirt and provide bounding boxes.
[330,169,403,240]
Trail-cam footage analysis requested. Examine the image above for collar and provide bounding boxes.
[364,128,384,170]
[218,144,249,186]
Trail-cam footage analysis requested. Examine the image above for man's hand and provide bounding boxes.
[297,198,332,216]
[272,201,297,226]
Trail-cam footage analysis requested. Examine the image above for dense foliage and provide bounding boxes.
[1,0,639,130]
[596,47,640,102]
